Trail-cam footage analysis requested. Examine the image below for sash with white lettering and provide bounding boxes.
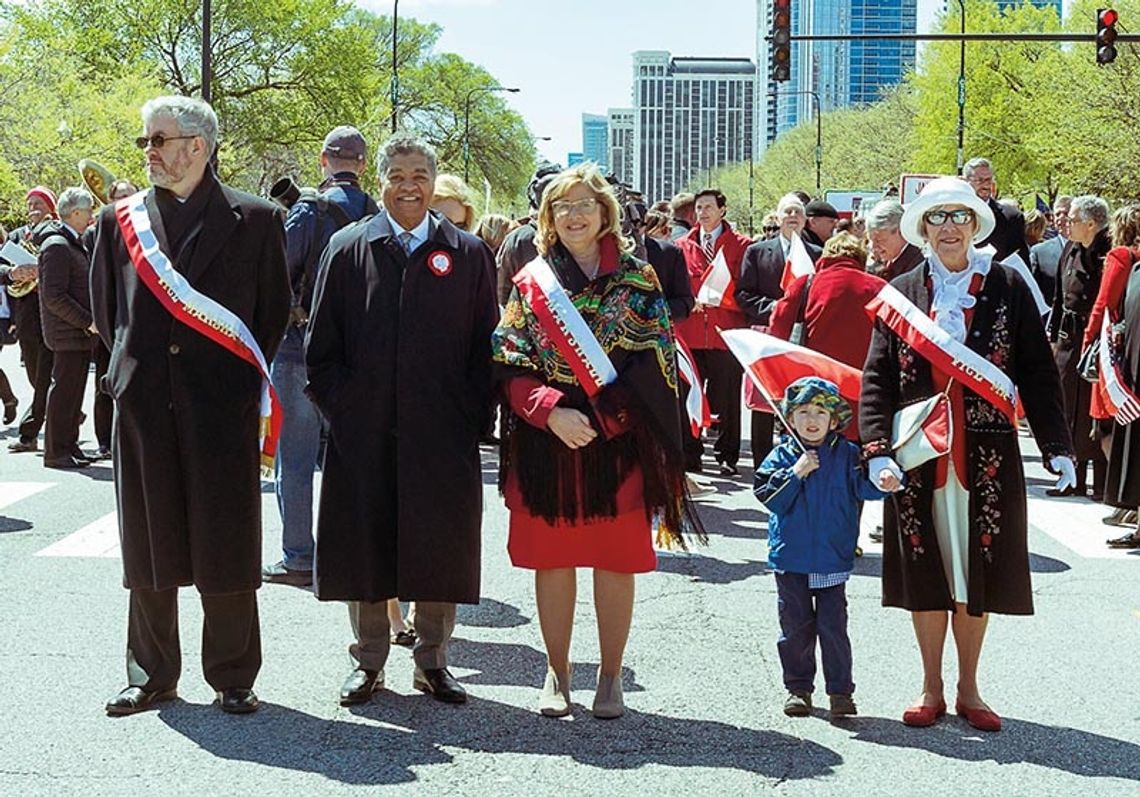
[1098,316,1140,424]
[115,191,281,473]
[513,256,618,398]
[866,283,1018,424]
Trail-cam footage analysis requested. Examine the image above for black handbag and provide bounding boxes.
[788,275,814,347]
[1078,339,1100,384]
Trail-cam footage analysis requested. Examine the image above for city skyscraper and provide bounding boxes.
[631,50,755,202]
[581,113,609,170]
[607,108,635,187]
[758,0,917,144]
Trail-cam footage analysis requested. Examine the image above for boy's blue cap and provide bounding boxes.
[781,376,852,431]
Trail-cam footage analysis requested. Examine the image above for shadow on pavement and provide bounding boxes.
[655,551,768,585]
[0,514,33,533]
[689,503,768,540]
[449,637,644,692]
[160,693,842,783]
[456,597,530,628]
[848,714,1140,780]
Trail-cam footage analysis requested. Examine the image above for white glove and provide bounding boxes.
[869,456,905,492]
[1049,456,1077,492]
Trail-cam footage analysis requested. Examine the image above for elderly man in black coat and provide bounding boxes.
[37,187,97,468]
[964,157,1030,266]
[305,134,498,707]
[91,96,291,716]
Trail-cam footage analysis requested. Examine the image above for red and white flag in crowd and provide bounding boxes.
[675,337,710,438]
[779,233,816,292]
[1098,316,1140,424]
[696,250,738,309]
[721,328,863,414]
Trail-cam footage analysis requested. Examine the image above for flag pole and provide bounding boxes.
[717,326,807,455]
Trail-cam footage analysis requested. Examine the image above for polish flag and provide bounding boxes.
[675,337,710,437]
[1097,317,1140,424]
[696,250,739,310]
[721,328,863,415]
[779,233,816,293]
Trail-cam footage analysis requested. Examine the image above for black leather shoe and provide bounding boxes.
[106,685,178,716]
[1106,532,1140,549]
[217,687,259,714]
[261,560,313,586]
[717,462,739,477]
[413,667,467,704]
[44,456,90,470]
[8,438,37,453]
[1045,485,1085,497]
[71,447,95,462]
[340,668,384,705]
[92,446,113,461]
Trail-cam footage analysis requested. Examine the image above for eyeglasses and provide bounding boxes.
[551,197,599,218]
[965,176,993,186]
[763,226,779,233]
[923,209,976,226]
[134,133,197,150]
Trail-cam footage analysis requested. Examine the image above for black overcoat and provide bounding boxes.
[89,175,291,595]
[37,223,93,352]
[860,262,1072,616]
[1047,229,1111,461]
[304,211,498,604]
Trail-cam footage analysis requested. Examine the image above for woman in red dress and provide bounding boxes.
[492,164,701,719]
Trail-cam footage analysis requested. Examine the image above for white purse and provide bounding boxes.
[891,389,953,471]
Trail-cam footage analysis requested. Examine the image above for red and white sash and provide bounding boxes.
[115,192,281,473]
[1097,316,1140,424]
[866,284,1018,424]
[513,257,618,398]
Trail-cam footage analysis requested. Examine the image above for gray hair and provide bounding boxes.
[376,134,438,181]
[963,157,992,180]
[1070,195,1110,229]
[56,186,94,217]
[864,199,904,233]
[141,95,218,154]
[1054,195,1073,211]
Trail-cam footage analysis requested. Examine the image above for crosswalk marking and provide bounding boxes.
[36,511,119,558]
[0,482,56,512]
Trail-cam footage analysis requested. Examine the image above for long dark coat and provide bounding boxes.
[1104,257,1140,507]
[1047,228,1111,461]
[304,211,498,604]
[37,223,93,352]
[860,262,1072,616]
[90,174,291,595]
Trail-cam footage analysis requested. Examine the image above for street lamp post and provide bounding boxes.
[391,0,399,133]
[769,90,822,191]
[463,85,520,184]
[201,0,211,103]
[955,0,966,175]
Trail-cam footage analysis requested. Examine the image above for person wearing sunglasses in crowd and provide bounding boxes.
[860,177,1074,734]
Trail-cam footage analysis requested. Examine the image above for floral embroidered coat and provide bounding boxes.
[860,262,1073,617]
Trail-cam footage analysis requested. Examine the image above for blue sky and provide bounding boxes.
[363,0,945,166]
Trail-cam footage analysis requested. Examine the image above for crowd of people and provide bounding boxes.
[1,94,1138,731]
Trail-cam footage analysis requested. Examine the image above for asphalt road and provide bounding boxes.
[0,346,1138,796]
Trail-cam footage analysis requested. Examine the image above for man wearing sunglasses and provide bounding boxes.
[964,157,1030,267]
[91,95,291,717]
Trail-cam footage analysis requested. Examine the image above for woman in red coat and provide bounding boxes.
[768,232,885,439]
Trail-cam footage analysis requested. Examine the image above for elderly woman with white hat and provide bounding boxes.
[859,177,1075,732]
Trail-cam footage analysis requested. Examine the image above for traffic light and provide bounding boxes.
[771,0,791,82]
[1097,8,1119,64]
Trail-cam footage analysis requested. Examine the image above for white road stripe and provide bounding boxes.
[0,482,56,512]
[36,511,120,558]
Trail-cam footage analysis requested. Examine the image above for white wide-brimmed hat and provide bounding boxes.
[900,176,995,248]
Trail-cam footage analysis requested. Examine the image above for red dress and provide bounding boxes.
[501,369,656,574]
[1084,246,1137,420]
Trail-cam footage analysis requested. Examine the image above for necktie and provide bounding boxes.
[702,232,714,261]
[399,231,414,254]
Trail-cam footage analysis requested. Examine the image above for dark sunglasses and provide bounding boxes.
[923,208,975,226]
[763,226,779,233]
[134,133,197,150]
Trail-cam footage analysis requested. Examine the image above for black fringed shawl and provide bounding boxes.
[491,237,705,548]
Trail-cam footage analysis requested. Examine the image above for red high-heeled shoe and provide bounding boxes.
[956,701,1002,732]
[902,699,946,727]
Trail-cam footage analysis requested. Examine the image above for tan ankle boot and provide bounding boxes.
[592,672,624,719]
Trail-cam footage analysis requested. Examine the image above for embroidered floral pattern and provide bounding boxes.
[985,301,1012,370]
[965,395,1009,430]
[973,445,1004,562]
[897,343,918,389]
[895,468,926,559]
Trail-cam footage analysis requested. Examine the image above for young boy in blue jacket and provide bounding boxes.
[754,376,897,719]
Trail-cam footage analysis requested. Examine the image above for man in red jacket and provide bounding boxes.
[674,189,753,476]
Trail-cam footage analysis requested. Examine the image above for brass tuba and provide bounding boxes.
[5,233,39,298]
[79,158,117,206]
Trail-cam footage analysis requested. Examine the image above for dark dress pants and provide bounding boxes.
[92,338,112,449]
[693,348,742,469]
[127,588,261,692]
[12,294,52,443]
[775,573,854,696]
[44,348,89,462]
[751,410,776,471]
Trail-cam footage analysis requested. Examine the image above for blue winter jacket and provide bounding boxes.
[754,432,891,575]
